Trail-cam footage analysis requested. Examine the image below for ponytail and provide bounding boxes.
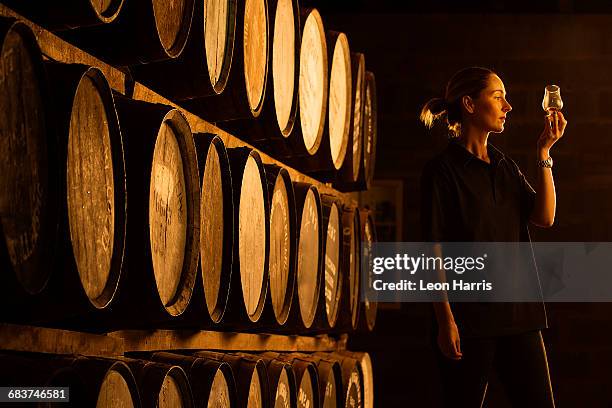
[420,97,448,129]
[420,66,495,138]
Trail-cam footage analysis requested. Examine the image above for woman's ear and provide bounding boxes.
[462,95,475,114]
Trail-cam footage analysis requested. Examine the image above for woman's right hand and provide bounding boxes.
[437,320,463,360]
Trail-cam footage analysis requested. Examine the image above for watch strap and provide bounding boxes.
[537,156,553,168]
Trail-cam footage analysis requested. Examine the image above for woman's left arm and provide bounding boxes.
[531,111,568,227]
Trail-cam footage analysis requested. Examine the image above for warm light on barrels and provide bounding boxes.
[198,136,233,323]
[205,0,234,92]
[67,68,123,309]
[328,32,351,170]
[96,368,136,408]
[273,0,297,135]
[296,186,322,329]
[299,9,328,155]
[244,0,268,115]
[239,154,267,319]
[149,120,188,307]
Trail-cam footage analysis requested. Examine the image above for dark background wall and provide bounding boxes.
[313,4,612,407]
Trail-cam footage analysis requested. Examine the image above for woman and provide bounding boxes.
[419,67,566,407]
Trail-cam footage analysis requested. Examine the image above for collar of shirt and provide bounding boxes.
[448,138,506,168]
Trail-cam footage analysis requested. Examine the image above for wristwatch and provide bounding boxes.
[537,156,553,168]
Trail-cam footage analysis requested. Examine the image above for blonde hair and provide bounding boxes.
[420,67,495,137]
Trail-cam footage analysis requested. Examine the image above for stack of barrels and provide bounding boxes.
[0,1,380,406]
[0,350,374,408]
[5,0,377,189]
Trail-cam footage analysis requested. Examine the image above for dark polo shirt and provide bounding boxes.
[420,138,547,337]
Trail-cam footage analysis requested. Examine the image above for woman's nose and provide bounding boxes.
[504,101,512,112]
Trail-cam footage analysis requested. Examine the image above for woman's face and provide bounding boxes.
[469,74,512,133]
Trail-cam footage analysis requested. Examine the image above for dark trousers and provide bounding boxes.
[437,330,555,408]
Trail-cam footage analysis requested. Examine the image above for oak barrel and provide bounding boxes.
[314,353,362,408]
[298,353,343,408]
[337,352,373,408]
[0,353,141,407]
[51,65,126,311]
[184,0,269,121]
[110,98,199,325]
[71,357,142,408]
[148,352,236,407]
[282,30,351,178]
[282,8,328,158]
[195,352,269,408]
[358,208,377,332]
[284,182,323,331]
[324,31,352,171]
[334,52,365,190]
[321,195,343,329]
[269,0,300,137]
[125,358,194,408]
[216,0,300,150]
[62,0,195,65]
[0,18,57,305]
[309,194,342,332]
[225,147,269,324]
[258,354,297,408]
[14,63,127,328]
[2,0,125,30]
[335,207,361,332]
[263,352,319,408]
[129,0,236,100]
[185,134,235,326]
[264,165,297,327]
[336,69,377,192]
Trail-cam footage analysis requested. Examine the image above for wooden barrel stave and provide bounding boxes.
[148,352,236,408]
[129,0,236,101]
[0,18,58,316]
[223,147,269,326]
[183,0,269,122]
[2,0,125,30]
[60,0,195,66]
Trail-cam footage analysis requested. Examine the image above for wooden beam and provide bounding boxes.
[0,324,124,357]
[0,3,127,93]
[111,330,340,353]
